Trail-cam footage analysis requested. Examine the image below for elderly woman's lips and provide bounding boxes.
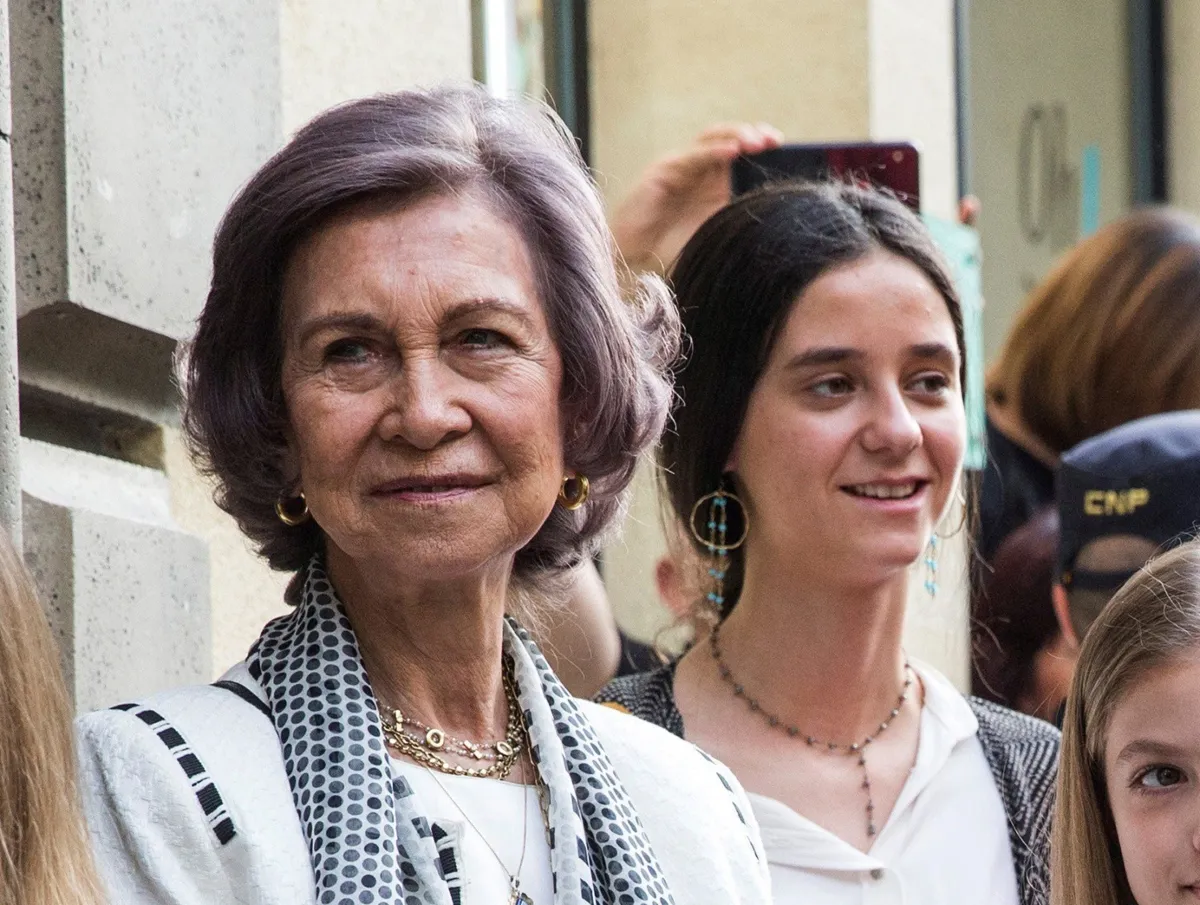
[369,477,491,500]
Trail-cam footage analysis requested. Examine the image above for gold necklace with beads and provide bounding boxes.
[709,624,913,839]
[377,656,524,780]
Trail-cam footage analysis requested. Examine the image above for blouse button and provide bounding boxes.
[870,868,883,880]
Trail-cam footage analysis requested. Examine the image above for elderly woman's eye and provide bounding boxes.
[460,328,505,348]
[1135,765,1186,790]
[325,339,372,362]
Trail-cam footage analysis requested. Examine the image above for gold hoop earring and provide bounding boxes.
[275,492,310,527]
[557,475,590,510]
[689,486,748,614]
[688,489,749,552]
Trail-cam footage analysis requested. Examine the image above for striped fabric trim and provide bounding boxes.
[431,823,463,905]
[110,703,237,846]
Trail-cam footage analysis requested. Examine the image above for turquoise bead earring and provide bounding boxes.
[924,535,939,598]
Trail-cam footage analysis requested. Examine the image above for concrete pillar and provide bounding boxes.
[0,0,19,545]
[9,0,278,706]
[1167,1,1200,213]
[590,0,969,686]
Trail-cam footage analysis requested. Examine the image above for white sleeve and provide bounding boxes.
[76,709,239,905]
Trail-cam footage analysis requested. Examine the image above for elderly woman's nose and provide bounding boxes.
[379,360,472,449]
[860,384,922,454]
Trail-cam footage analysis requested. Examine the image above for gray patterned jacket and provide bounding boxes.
[596,665,1060,905]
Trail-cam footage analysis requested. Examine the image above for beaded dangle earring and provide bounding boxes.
[689,485,749,615]
[923,535,939,598]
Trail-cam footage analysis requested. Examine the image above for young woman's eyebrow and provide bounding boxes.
[1114,738,1189,766]
[783,347,862,370]
[908,342,960,367]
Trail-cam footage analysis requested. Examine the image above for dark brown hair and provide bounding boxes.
[971,505,1060,708]
[184,86,677,597]
[662,181,965,613]
[989,208,1200,455]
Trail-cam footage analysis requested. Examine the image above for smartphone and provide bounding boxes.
[731,142,921,211]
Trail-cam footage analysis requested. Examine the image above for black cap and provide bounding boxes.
[1057,411,1200,589]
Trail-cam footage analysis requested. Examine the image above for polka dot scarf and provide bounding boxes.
[247,557,676,905]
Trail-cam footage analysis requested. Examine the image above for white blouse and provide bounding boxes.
[755,661,1020,904]
[390,761,554,905]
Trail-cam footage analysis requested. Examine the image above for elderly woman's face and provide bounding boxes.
[279,192,565,582]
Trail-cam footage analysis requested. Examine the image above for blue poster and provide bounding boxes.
[924,215,986,470]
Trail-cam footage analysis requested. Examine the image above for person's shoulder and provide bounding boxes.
[78,664,274,762]
[967,695,1060,810]
[577,697,770,903]
[593,662,682,734]
[76,667,311,904]
[968,695,1062,752]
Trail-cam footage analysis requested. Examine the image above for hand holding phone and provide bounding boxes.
[731,142,921,211]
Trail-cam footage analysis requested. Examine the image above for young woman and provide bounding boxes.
[0,528,105,905]
[1052,538,1200,905]
[598,181,1060,904]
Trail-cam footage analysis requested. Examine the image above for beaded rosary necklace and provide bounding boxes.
[709,624,913,839]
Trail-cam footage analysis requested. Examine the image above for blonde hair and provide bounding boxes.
[1050,539,1200,905]
[988,208,1200,455]
[0,530,106,905]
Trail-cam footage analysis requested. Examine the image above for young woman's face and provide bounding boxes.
[1104,654,1200,904]
[727,249,966,585]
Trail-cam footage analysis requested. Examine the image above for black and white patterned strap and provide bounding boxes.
[246,556,675,905]
[109,703,238,846]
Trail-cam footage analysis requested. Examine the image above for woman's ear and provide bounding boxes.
[723,446,740,474]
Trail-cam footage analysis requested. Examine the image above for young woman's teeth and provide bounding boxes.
[849,483,918,499]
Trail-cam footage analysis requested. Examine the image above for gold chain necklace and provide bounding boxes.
[709,625,913,838]
[378,657,524,780]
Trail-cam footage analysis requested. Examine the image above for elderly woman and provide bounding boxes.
[75,87,769,905]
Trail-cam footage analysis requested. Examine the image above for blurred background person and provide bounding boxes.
[599,181,1058,905]
[980,209,1200,562]
[974,411,1200,725]
[1051,537,1200,905]
[0,529,105,905]
[1052,409,1200,668]
[971,506,1073,723]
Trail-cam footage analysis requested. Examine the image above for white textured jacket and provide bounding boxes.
[77,663,771,905]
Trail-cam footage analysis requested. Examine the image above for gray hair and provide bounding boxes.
[183,85,678,599]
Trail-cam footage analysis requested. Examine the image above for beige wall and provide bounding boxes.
[590,0,969,687]
[178,0,475,678]
[589,0,870,204]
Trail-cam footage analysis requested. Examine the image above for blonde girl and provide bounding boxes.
[1052,538,1200,905]
[0,529,104,905]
